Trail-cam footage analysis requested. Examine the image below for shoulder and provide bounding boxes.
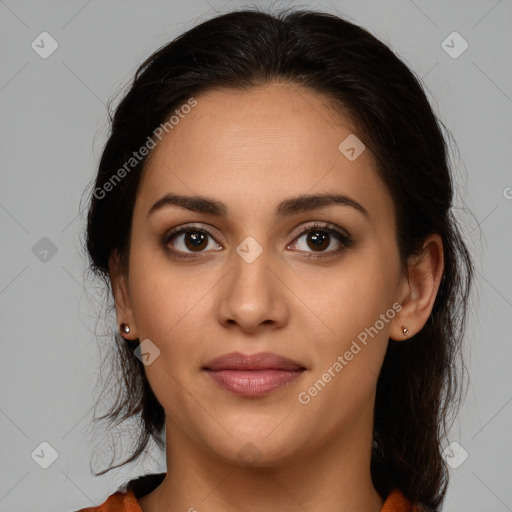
[74,472,166,512]
[381,488,415,512]
[74,487,141,512]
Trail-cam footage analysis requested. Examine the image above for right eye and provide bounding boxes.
[162,225,223,259]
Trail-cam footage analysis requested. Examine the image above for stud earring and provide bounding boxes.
[401,325,409,336]
[120,323,131,335]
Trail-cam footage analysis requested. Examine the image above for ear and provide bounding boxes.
[389,234,444,341]
[108,249,138,340]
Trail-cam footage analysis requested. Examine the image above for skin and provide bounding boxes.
[110,82,444,512]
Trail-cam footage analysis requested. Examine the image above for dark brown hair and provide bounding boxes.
[84,8,473,510]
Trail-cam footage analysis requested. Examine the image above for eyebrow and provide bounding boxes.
[148,192,369,218]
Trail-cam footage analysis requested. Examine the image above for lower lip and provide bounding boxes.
[205,369,304,397]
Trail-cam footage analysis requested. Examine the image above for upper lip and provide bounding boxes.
[203,352,305,371]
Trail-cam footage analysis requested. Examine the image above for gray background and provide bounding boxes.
[1,0,511,511]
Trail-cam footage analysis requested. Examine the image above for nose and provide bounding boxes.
[216,244,289,334]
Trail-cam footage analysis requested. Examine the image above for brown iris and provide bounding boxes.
[307,230,330,251]
[184,231,209,251]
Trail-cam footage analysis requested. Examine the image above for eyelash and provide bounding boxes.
[162,222,353,261]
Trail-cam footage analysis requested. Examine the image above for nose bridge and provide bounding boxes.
[217,234,288,331]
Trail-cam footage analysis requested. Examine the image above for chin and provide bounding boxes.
[205,429,307,469]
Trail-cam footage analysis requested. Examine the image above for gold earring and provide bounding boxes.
[120,323,131,334]
[401,325,409,336]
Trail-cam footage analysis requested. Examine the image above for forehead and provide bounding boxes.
[147,82,361,169]
[137,82,393,221]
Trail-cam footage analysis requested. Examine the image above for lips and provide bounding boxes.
[204,351,305,371]
[203,352,306,397]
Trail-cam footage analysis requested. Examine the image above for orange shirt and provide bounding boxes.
[77,485,413,512]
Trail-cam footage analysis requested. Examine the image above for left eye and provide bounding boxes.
[288,223,352,256]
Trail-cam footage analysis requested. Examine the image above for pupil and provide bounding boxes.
[309,231,329,251]
[186,232,207,251]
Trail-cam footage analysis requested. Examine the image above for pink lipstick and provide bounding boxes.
[203,351,305,397]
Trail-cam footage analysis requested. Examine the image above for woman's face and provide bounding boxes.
[116,82,410,466]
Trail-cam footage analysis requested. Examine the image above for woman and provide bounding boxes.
[78,7,473,512]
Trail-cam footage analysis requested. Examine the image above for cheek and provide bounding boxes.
[127,244,217,376]
[298,254,399,338]
[128,239,195,335]
[297,252,401,397]
[127,258,209,411]
[295,261,397,429]
[130,274,208,348]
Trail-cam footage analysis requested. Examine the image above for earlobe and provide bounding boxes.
[390,234,444,341]
[108,250,138,340]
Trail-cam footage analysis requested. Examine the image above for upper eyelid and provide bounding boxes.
[289,221,350,240]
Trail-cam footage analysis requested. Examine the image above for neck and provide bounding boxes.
[139,405,383,512]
